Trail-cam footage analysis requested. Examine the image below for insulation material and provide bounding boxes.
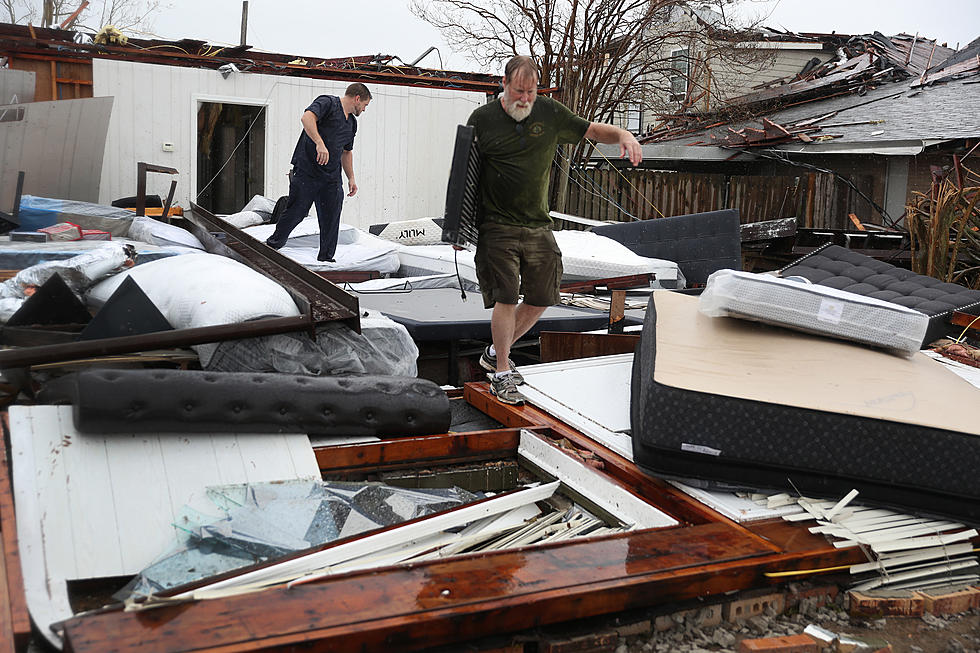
[86,253,301,365]
[699,269,929,357]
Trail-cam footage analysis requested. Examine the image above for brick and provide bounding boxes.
[692,604,723,628]
[653,614,673,632]
[785,584,839,610]
[612,619,650,637]
[918,585,978,615]
[737,634,818,653]
[724,592,786,622]
[538,631,617,653]
[848,589,925,617]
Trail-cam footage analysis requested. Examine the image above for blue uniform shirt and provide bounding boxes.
[290,95,357,182]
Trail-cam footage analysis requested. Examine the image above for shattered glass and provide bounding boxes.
[116,480,477,600]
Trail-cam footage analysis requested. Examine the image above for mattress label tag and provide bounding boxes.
[681,443,722,457]
[817,298,844,324]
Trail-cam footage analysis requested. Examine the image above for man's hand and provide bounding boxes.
[619,132,642,166]
[585,122,643,167]
[347,179,358,197]
[316,143,329,165]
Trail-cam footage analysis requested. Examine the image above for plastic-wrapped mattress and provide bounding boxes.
[780,244,980,346]
[630,291,980,523]
[699,269,929,357]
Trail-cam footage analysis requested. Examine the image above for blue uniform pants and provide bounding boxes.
[265,168,344,259]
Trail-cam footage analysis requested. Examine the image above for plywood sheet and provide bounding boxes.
[650,292,980,434]
[518,354,635,460]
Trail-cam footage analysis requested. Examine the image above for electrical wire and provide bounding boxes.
[721,145,899,229]
[953,313,980,343]
[554,147,639,220]
[586,138,667,219]
[453,247,467,300]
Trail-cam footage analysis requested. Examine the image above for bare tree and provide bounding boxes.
[4,0,166,34]
[411,0,770,209]
[410,0,768,130]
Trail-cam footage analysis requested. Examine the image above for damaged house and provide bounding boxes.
[0,16,977,653]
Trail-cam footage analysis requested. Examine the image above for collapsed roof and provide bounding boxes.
[639,31,980,156]
[0,22,501,93]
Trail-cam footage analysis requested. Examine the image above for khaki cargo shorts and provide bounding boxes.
[474,221,563,309]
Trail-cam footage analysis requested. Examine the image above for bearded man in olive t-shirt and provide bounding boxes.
[467,55,642,405]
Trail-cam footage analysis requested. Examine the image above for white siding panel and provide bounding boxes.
[93,59,483,229]
[0,97,112,203]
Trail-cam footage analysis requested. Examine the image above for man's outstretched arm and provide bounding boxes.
[584,122,642,166]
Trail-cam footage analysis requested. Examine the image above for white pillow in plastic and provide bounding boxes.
[222,210,265,229]
[87,252,301,364]
[699,269,929,357]
[241,195,276,215]
[127,216,204,250]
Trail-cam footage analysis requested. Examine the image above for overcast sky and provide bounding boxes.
[149,0,980,73]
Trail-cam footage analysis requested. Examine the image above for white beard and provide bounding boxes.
[504,100,533,122]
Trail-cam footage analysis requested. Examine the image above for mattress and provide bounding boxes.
[781,244,980,346]
[699,269,929,356]
[593,209,740,286]
[396,233,684,287]
[630,291,980,523]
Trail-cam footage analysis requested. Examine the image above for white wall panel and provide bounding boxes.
[0,97,112,204]
[93,59,485,229]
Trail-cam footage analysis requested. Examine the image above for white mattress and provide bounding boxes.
[699,269,929,356]
[396,231,684,288]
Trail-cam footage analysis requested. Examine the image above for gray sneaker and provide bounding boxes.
[489,372,525,405]
[479,346,525,385]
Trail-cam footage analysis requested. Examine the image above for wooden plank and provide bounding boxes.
[950,311,980,335]
[538,332,640,363]
[314,428,524,474]
[61,522,795,653]
[0,414,29,650]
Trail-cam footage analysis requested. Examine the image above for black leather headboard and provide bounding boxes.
[38,369,451,437]
[593,209,741,286]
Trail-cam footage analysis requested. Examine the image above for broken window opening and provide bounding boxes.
[669,47,690,102]
[196,101,266,215]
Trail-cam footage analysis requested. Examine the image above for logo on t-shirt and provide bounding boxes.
[528,122,545,137]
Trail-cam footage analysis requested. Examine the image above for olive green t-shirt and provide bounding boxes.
[466,95,590,228]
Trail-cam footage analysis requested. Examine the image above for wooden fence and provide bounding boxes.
[558,168,878,230]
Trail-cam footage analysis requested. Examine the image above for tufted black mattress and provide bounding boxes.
[38,369,451,437]
[781,244,980,346]
[630,293,980,524]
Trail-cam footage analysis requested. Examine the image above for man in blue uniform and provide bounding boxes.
[265,83,372,262]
